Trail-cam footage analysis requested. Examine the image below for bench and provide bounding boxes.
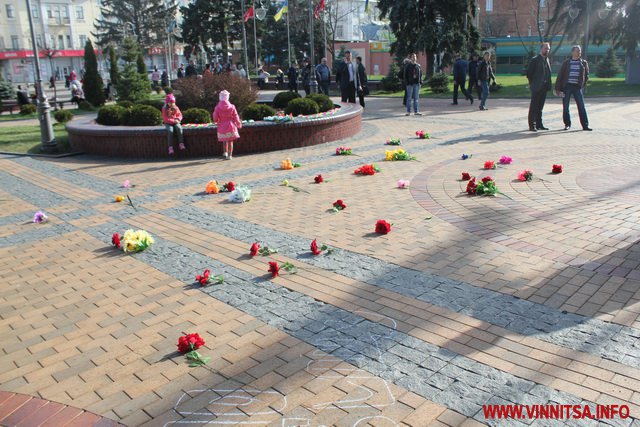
[0,99,20,115]
[51,97,75,110]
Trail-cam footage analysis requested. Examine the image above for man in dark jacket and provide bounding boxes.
[526,42,552,131]
[452,54,473,105]
[403,53,423,115]
[477,51,495,110]
[185,60,198,77]
[335,51,360,103]
[467,53,481,101]
[287,63,299,93]
[554,45,591,131]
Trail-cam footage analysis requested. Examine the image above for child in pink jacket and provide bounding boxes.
[213,90,242,160]
[162,94,185,155]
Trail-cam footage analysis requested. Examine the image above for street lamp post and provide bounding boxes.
[308,0,318,93]
[240,0,250,79]
[25,0,55,152]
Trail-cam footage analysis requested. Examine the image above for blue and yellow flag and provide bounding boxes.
[274,0,288,22]
[364,0,370,13]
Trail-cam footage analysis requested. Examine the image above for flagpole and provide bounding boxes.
[253,0,258,71]
[286,3,291,67]
[322,11,327,59]
[309,0,318,93]
[241,0,250,80]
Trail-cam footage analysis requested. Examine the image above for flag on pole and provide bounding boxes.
[364,0,370,13]
[313,0,325,19]
[274,0,288,22]
[243,5,255,22]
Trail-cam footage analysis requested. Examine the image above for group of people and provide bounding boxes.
[162,90,242,159]
[176,61,247,80]
[333,52,368,108]
[446,52,496,110]
[527,42,591,131]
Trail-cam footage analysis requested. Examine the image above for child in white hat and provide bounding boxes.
[213,90,242,160]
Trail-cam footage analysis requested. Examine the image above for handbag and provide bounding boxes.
[360,85,370,96]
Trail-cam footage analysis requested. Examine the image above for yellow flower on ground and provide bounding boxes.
[115,195,124,202]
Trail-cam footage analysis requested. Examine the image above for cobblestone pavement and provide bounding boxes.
[1,96,640,427]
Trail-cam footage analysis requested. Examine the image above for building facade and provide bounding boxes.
[475,0,558,39]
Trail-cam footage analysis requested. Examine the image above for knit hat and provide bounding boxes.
[165,94,176,103]
[219,90,230,102]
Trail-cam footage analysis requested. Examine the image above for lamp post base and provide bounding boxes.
[37,94,56,153]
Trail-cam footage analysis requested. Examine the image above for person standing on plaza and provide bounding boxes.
[335,50,360,103]
[203,63,212,77]
[403,53,422,115]
[356,56,368,108]
[287,62,299,93]
[400,57,410,106]
[554,45,592,131]
[452,53,473,105]
[213,90,242,160]
[162,94,185,155]
[151,66,161,88]
[161,71,169,87]
[477,51,495,111]
[467,53,481,100]
[315,57,331,96]
[177,64,185,79]
[301,59,312,95]
[185,60,198,77]
[526,42,552,131]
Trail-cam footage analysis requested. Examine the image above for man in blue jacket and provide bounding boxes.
[452,54,473,105]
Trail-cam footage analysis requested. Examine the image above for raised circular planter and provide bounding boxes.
[66,103,362,159]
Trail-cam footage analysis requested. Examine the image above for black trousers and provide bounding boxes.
[467,79,481,99]
[453,80,472,102]
[341,85,356,103]
[528,89,548,128]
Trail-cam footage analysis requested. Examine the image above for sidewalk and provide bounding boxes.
[1,96,640,426]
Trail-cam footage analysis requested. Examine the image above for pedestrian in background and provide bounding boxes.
[477,51,495,111]
[452,53,473,105]
[403,53,422,115]
[315,58,331,96]
[554,45,592,131]
[526,42,552,131]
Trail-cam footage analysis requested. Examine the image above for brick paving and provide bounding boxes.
[1,96,640,426]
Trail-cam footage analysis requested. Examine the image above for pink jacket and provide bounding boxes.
[213,101,242,136]
[162,105,182,125]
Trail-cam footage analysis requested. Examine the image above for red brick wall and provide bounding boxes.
[67,105,362,159]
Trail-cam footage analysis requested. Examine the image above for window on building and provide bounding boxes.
[79,35,87,47]
[76,6,84,20]
[36,34,43,47]
[6,4,15,18]
[46,5,53,18]
[11,35,19,49]
[486,0,493,12]
[61,5,69,19]
[66,35,72,48]
[58,35,64,49]
[31,5,39,19]
[538,20,545,31]
[337,24,344,39]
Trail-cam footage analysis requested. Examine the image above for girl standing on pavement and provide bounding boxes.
[213,90,242,160]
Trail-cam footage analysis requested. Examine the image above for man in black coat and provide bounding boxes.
[452,54,473,105]
[287,63,298,93]
[335,51,360,103]
[526,42,552,131]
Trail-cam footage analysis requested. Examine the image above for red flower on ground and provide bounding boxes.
[375,220,392,235]
[112,233,121,249]
[481,176,493,185]
[461,172,471,181]
[314,174,324,183]
[195,269,211,286]
[226,182,235,192]
[552,164,563,174]
[333,199,347,210]
[484,160,495,170]
[354,164,377,175]
[466,177,477,195]
[177,333,205,353]
[310,239,322,255]
[268,261,280,278]
[250,242,261,257]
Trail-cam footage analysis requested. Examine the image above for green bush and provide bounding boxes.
[116,100,134,109]
[596,48,620,78]
[83,40,106,106]
[136,99,164,111]
[78,100,93,110]
[182,108,212,124]
[53,109,73,123]
[96,105,127,125]
[381,61,403,92]
[0,80,14,99]
[428,72,449,93]
[123,104,162,126]
[272,91,301,109]
[284,98,319,116]
[305,93,334,112]
[116,63,151,103]
[242,103,276,121]
[20,104,36,115]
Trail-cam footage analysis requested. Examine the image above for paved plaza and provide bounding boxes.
[1,96,640,426]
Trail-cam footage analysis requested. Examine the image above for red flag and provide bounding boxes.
[243,5,255,22]
[313,0,325,19]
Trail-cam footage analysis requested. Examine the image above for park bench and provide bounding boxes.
[0,99,20,115]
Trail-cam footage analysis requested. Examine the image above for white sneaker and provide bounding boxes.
[228,155,233,160]
[222,152,228,159]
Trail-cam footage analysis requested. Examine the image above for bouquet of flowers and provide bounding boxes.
[499,155,513,165]
[314,174,324,183]
[195,269,223,286]
[474,176,499,196]
[375,220,392,235]
[33,211,48,223]
[205,181,219,194]
[461,172,471,181]
[280,159,301,170]
[517,170,533,182]
[177,333,210,367]
[332,199,347,212]
[335,146,353,155]
[415,130,430,139]
[397,179,410,188]
[385,138,401,145]
[484,160,496,170]
[354,164,381,175]
[461,154,472,160]
[552,164,563,174]
[112,229,154,253]
[229,186,251,203]
[264,113,294,123]
[385,149,416,161]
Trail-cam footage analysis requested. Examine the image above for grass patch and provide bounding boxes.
[372,75,640,98]
[0,112,37,122]
[0,123,71,154]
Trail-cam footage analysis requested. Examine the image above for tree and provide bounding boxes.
[136,52,151,91]
[596,48,620,77]
[83,40,106,106]
[107,46,120,86]
[92,0,177,48]
[376,0,479,78]
[115,38,150,102]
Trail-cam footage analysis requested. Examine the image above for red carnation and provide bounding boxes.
[333,199,347,210]
[375,219,392,235]
[195,269,211,286]
[177,333,205,353]
[268,261,280,278]
[461,172,471,181]
[481,176,493,185]
[552,164,562,174]
[484,160,495,170]
[226,182,235,192]
[310,239,322,255]
[250,242,261,257]
[112,233,121,249]
[314,174,324,183]
[466,177,477,195]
